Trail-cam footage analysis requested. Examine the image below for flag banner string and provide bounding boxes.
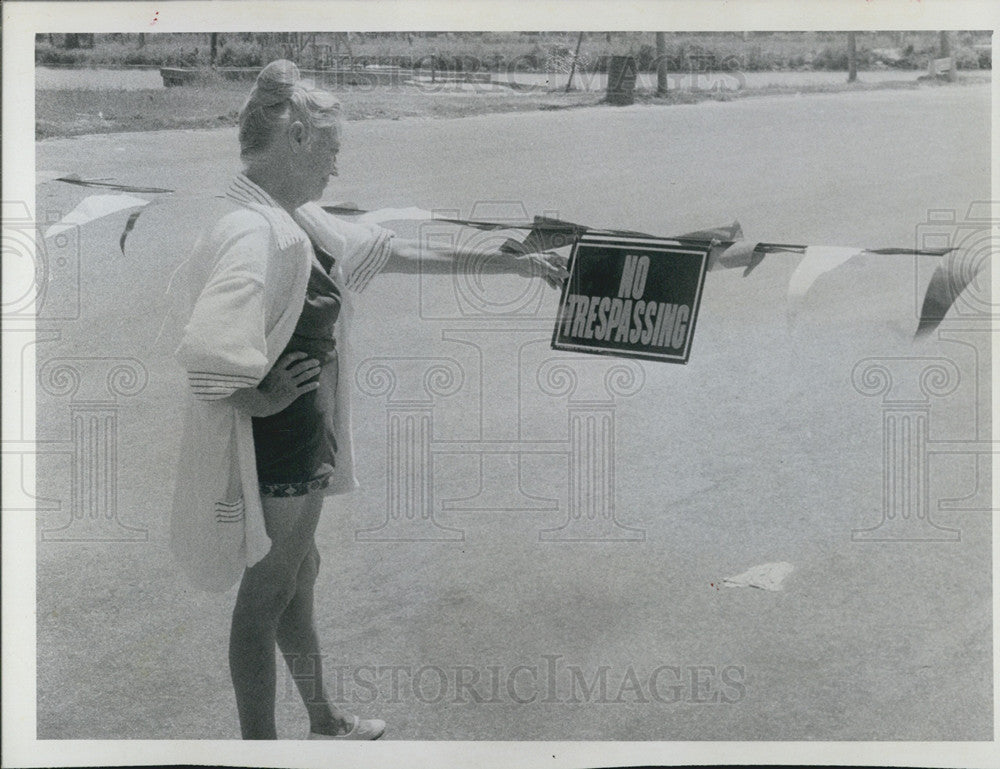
[44,177,967,338]
[45,177,952,259]
[53,175,175,195]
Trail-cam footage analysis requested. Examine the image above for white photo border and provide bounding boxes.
[4,1,998,767]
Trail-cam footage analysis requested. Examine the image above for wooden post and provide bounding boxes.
[656,32,668,95]
[847,32,858,83]
[606,55,637,105]
[939,31,958,82]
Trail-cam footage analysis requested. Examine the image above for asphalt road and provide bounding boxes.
[32,82,991,740]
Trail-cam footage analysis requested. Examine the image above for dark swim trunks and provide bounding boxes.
[252,243,341,497]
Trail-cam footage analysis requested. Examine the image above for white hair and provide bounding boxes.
[238,60,341,160]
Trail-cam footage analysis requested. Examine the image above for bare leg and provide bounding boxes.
[276,539,354,735]
[229,492,323,739]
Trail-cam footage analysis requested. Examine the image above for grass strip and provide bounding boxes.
[36,74,990,140]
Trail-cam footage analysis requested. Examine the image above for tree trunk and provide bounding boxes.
[656,32,668,95]
[210,33,218,65]
[847,32,858,82]
[939,30,951,57]
[565,31,584,93]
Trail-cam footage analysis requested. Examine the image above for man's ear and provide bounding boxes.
[288,120,307,149]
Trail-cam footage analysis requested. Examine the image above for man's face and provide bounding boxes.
[302,124,340,200]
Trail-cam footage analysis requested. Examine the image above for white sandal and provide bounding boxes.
[308,715,386,740]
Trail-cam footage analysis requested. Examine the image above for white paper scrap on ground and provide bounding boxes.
[723,562,794,591]
[44,194,150,239]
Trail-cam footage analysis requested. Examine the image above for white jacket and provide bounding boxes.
[170,175,392,592]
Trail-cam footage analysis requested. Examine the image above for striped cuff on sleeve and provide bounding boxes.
[186,371,261,401]
[344,229,394,294]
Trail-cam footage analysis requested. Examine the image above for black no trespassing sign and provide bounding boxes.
[551,234,710,364]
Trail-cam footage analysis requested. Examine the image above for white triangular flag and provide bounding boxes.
[45,194,150,239]
[356,206,437,225]
[787,246,865,301]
